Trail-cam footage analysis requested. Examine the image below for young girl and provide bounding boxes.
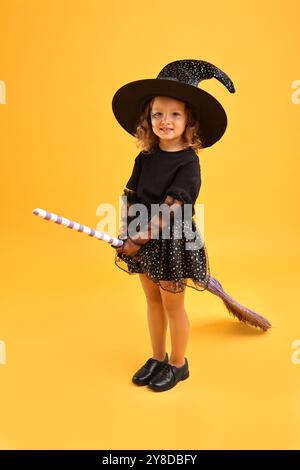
[111,59,271,392]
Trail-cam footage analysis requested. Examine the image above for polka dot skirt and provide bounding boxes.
[114,217,211,293]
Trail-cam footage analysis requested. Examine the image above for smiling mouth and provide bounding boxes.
[160,128,173,132]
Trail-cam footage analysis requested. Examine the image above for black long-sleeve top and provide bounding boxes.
[125,144,201,217]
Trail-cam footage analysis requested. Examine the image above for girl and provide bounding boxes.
[111,59,271,392]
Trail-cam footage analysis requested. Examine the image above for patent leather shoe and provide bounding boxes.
[148,358,189,392]
[132,353,169,386]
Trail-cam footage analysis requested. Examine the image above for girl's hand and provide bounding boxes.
[116,238,142,258]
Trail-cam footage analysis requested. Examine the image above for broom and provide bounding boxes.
[32,207,271,332]
[205,276,271,331]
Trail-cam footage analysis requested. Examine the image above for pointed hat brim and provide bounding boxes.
[112,78,228,148]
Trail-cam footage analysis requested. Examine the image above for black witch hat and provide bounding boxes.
[112,59,235,148]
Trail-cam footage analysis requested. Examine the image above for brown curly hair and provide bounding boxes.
[134,96,203,154]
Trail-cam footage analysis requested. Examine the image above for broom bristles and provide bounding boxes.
[204,276,271,331]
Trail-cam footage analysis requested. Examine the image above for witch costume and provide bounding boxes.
[111,59,271,331]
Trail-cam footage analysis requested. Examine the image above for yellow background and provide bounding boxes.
[0,0,299,450]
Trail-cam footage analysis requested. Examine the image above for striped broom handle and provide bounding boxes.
[32,208,124,248]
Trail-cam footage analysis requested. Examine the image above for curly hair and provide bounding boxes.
[134,96,204,154]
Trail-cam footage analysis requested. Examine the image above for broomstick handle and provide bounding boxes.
[32,208,124,248]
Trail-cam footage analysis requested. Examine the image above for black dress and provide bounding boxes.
[114,144,211,293]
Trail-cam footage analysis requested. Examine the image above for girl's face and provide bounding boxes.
[150,96,188,145]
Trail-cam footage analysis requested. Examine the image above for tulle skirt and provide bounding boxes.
[114,217,211,293]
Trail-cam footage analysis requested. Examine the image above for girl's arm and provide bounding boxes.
[118,187,140,240]
[115,187,143,258]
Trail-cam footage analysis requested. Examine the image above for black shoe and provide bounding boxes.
[132,353,169,386]
[148,358,189,392]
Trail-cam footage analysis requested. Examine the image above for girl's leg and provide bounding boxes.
[159,281,189,368]
[138,273,168,361]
